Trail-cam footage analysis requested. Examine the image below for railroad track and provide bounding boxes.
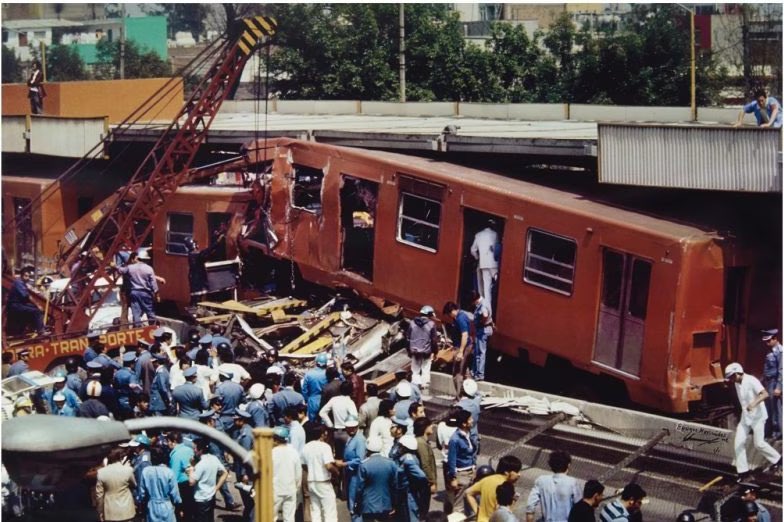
[423,396,782,514]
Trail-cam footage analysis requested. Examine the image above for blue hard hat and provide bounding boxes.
[272,426,290,441]
[135,434,151,446]
[315,353,328,367]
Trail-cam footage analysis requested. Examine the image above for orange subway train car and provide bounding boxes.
[236,138,775,415]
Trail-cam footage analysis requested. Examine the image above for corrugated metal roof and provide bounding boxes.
[598,123,782,193]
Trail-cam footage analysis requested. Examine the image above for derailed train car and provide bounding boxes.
[236,138,773,415]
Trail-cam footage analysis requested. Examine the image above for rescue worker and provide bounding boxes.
[84,331,102,364]
[216,369,244,430]
[114,352,140,419]
[725,362,782,481]
[7,348,31,377]
[149,353,172,416]
[737,482,771,522]
[457,379,482,449]
[342,416,366,522]
[270,372,306,425]
[761,328,782,440]
[138,447,182,522]
[302,353,329,422]
[356,436,398,521]
[6,266,46,335]
[233,410,255,520]
[172,366,207,420]
[52,392,76,417]
[117,248,159,326]
[246,382,270,428]
[407,305,439,391]
[397,435,429,522]
[77,381,111,418]
[272,425,302,522]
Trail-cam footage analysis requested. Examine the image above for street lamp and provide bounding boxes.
[676,4,697,121]
[2,415,275,522]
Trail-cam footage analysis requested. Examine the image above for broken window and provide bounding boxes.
[291,163,324,212]
[524,228,577,295]
[397,193,441,252]
[165,212,193,255]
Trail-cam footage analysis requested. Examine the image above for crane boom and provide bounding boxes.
[58,16,276,332]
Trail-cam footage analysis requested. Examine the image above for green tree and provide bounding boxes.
[95,39,171,80]
[487,23,547,102]
[46,44,88,81]
[2,45,23,83]
[144,4,210,41]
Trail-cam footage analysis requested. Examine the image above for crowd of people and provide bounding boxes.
[2,303,782,522]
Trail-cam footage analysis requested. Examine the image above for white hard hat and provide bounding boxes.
[396,381,412,398]
[86,380,103,398]
[462,378,478,397]
[249,383,266,400]
[724,362,744,379]
[400,435,418,451]
[366,436,383,453]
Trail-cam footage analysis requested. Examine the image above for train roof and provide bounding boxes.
[282,139,723,242]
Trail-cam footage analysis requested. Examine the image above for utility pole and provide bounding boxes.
[689,9,696,121]
[119,3,126,79]
[399,3,406,103]
[40,41,47,81]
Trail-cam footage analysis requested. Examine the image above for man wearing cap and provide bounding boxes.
[131,434,153,504]
[724,362,782,480]
[761,329,782,440]
[445,409,477,515]
[80,360,104,400]
[407,305,439,391]
[135,339,156,395]
[233,409,256,519]
[77,381,111,418]
[117,250,159,326]
[7,349,31,377]
[187,334,212,362]
[44,371,81,413]
[458,379,482,449]
[356,436,398,521]
[149,353,172,416]
[246,383,270,428]
[271,372,306,425]
[52,392,76,417]
[388,412,411,463]
[303,353,329,422]
[388,370,422,404]
[393,381,414,420]
[114,352,140,419]
[84,331,103,364]
[397,434,429,522]
[172,367,208,420]
[736,483,771,522]
[93,343,122,371]
[599,483,647,522]
[340,415,366,522]
[272,426,303,522]
[216,369,244,430]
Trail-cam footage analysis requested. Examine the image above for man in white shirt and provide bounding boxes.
[320,381,359,459]
[368,399,396,458]
[188,438,229,521]
[272,426,303,522]
[725,362,782,481]
[302,425,340,522]
[470,219,500,316]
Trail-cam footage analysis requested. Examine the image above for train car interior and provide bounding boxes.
[339,175,378,281]
[458,207,504,318]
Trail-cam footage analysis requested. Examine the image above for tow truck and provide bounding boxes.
[2,15,277,372]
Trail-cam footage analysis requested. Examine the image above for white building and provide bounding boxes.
[2,19,83,61]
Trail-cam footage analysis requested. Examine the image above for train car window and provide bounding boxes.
[601,250,624,309]
[524,229,577,295]
[397,193,441,252]
[291,164,324,212]
[165,212,193,255]
[629,259,652,319]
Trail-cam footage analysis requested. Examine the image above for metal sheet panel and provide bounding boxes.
[599,123,782,192]
[2,116,27,153]
[30,117,106,158]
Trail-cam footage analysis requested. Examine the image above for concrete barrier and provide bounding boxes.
[2,116,28,153]
[460,102,566,120]
[361,101,457,117]
[30,116,107,158]
[275,100,360,115]
[570,104,692,123]
[698,107,741,124]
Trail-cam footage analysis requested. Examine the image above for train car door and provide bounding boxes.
[594,248,652,376]
[458,208,504,317]
[340,175,378,280]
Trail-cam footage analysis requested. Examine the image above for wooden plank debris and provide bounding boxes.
[279,312,341,354]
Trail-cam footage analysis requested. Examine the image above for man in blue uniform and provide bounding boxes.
[172,366,207,420]
[270,372,306,425]
[216,369,244,430]
[7,348,31,377]
[246,383,270,428]
[117,249,159,325]
[302,353,329,422]
[6,266,46,335]
[149,353,171,416]
[342,416,366,522]
[233,410,255,519]
[83,332,102,364]
[356,436,398,521]
[762,329,782,440]
[113,353,139,419]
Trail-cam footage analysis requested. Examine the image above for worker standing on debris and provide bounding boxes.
[443,301,475,399]
[724,362,782,481]
[303,353,330,422]
[117,248,160,326]
[407,305,439,392]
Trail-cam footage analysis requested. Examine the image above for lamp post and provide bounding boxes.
[676,4,697,121]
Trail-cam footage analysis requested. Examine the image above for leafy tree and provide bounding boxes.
[488,23,547,102]
[46,44,88,81]
[2,45,23,83]
[144,4,210,41]
[94,39,171,80]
